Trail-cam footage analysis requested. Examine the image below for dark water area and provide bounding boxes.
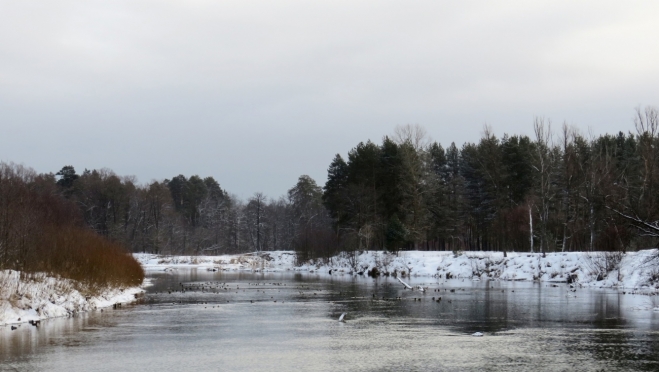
[2,270,659,371]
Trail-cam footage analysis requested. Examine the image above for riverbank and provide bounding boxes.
[134,249,659,291]
[0,270,146,326]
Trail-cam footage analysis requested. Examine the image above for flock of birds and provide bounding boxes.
[148,276,494,336]
[0,273,619,336]
[143,274,587,340]
[6,275,584,336]
[152,278,478,307]
[8,319,40,331]
[148,276,509,328]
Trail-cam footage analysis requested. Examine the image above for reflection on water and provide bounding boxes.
[2,271,658,371]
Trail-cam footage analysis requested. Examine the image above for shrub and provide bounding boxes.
[35,225,144,290]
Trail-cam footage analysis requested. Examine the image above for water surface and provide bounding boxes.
[2,271,658,371]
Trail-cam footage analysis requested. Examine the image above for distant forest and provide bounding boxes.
[2,107,658,262]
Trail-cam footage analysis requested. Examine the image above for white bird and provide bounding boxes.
[339,312,347,322]
[471,332,484,337]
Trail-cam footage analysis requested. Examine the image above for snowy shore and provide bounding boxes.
[0,270,146,326]
[3,250,656,326]
[135,249,659,292]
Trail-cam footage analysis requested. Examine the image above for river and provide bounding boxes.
[2,270,659,371]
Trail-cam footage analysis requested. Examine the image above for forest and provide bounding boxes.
[0,163,143,287]
[322,107,659,258]
[1,107,658,268]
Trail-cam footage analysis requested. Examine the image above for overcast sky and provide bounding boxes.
[1,1,658,199]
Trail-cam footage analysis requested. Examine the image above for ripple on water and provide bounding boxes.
[1,271,659,372]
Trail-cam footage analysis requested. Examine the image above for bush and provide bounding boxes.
[367,267,380,277]
[583,251,623,281]
[35,225,144,290]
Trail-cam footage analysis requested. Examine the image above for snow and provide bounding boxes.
[135,249,659,292]
[0,270,146,326]
[134,251,298,272]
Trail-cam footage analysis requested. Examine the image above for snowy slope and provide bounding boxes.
[134,251,297,272]
[135,250,659,291]
[0,270,145,326]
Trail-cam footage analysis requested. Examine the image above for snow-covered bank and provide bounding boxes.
[135,249,659,292]
[0,270,146,326]
[134,251,297,272]
[301,249,659,291]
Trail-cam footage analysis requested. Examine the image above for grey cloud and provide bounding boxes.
[1,1,658,198]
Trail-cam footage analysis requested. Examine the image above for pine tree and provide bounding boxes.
[322,154,349,229]
[385,214,407,253]
[55,165,79,189]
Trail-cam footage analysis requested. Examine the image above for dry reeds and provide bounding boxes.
[34,225,144,289]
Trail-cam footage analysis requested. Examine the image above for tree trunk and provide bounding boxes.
[529,205,534,253]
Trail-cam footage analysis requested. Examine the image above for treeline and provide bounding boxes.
[4,107,657,265]
[322,107,659,255]
[0,163,143,288]
[51,166,330,257]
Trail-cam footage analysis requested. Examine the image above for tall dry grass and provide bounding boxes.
[33,225,144,289]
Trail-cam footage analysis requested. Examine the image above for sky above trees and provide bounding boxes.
[1,1,658,198]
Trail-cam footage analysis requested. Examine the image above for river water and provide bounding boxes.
[2,270,659,371]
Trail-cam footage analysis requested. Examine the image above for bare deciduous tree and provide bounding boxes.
[393,123,431,151]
